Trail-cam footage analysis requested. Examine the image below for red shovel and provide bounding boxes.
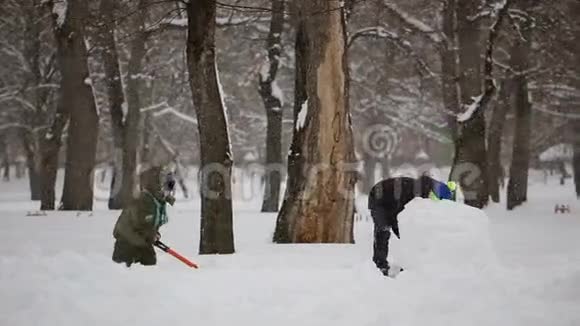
[155,240,199,269]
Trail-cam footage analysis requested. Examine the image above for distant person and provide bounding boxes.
[368,175,457,277]
[112,166,176,267]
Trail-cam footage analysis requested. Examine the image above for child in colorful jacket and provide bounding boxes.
[112,166,176,267]
[368,175,457,277]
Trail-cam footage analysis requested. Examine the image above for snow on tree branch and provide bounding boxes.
[381,1,442,44]
[457,95,483,122]
[51,0,68,28]
[457,0,511,123]
[148,15,265,33]
[153,107,197,126]
[348,26,434,77]
[296,99,308,130]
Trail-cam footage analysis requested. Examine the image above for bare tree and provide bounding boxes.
[259,0,285,212]
[122,0,149,205]
[96,0,126,209]
[273,0,356,243]
[487,79,511,202]
[449,0,489,208]
[186,0,235,254]
[570,0,580,197]
[507,2,534,210]
[50,0,99,210]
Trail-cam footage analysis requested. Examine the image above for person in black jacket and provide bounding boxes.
[368,175,456,276]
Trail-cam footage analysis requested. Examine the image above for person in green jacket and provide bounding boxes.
[112,166,176,267]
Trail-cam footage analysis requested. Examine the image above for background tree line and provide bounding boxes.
[0,0,578,253]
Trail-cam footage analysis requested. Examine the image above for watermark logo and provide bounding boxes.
[362,124,399,159]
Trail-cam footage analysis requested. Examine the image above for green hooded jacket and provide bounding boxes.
[112,166,172,247]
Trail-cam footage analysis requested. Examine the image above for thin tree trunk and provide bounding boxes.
[360,154,377,195]
[259,0,285,213]
[20,0,43,200]
[186,0,235,254]
[571,1,580,198]
[441,0,460,137]
[449,0,489,208]
[506,32,532,210]
[574,121,580,197]
[487,79,511,202]
[273,21,308,243]
[54,0,99,211]
[122,0,148,205]
[40,107,68,210]
[97,0,126,209]
[0,136,9,181]
[273,1,356,243]
[23,148,42,199]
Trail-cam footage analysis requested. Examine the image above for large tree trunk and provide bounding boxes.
[186,0,235,254]
[487,79,512,203]
[259,0,285,213]
[273,1,356,244]
[507,20,532,210]
[97,0,126,209]
[53,0,99,210]
[120,0,148,206]
[449,0,489,208]
[273,21,308,243]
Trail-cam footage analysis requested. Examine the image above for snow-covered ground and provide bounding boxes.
[0,171,579,326]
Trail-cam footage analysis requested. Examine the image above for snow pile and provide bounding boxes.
[390,198,497,272]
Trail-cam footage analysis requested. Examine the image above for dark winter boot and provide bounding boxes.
[372,225,391,271]
[112,240,135,267]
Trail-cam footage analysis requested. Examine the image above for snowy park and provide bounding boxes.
[1,0,579,326]
[1,171,579,326]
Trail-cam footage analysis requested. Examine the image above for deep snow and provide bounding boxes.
[0,171,579,326]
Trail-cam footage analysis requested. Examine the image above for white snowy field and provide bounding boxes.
[0,172,579,326]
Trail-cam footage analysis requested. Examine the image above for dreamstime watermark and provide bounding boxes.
[362,124,400,159]
[92,123,485,203]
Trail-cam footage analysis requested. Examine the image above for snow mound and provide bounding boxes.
[390,198,497,272]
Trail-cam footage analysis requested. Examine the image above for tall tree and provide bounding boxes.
[186,0,235,254]
[506,3,533,210]
[50,0,99,210]
[122,0,149,206]
[259,0,285,213]
[20,0,43,200]
[570,0,580,198]
[96,0,126,209]
[440,0,460,137]
[273,0,356,243]
[449,0,489,208]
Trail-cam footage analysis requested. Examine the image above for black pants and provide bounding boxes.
[370,208,396,270]
[112,239,157,267]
